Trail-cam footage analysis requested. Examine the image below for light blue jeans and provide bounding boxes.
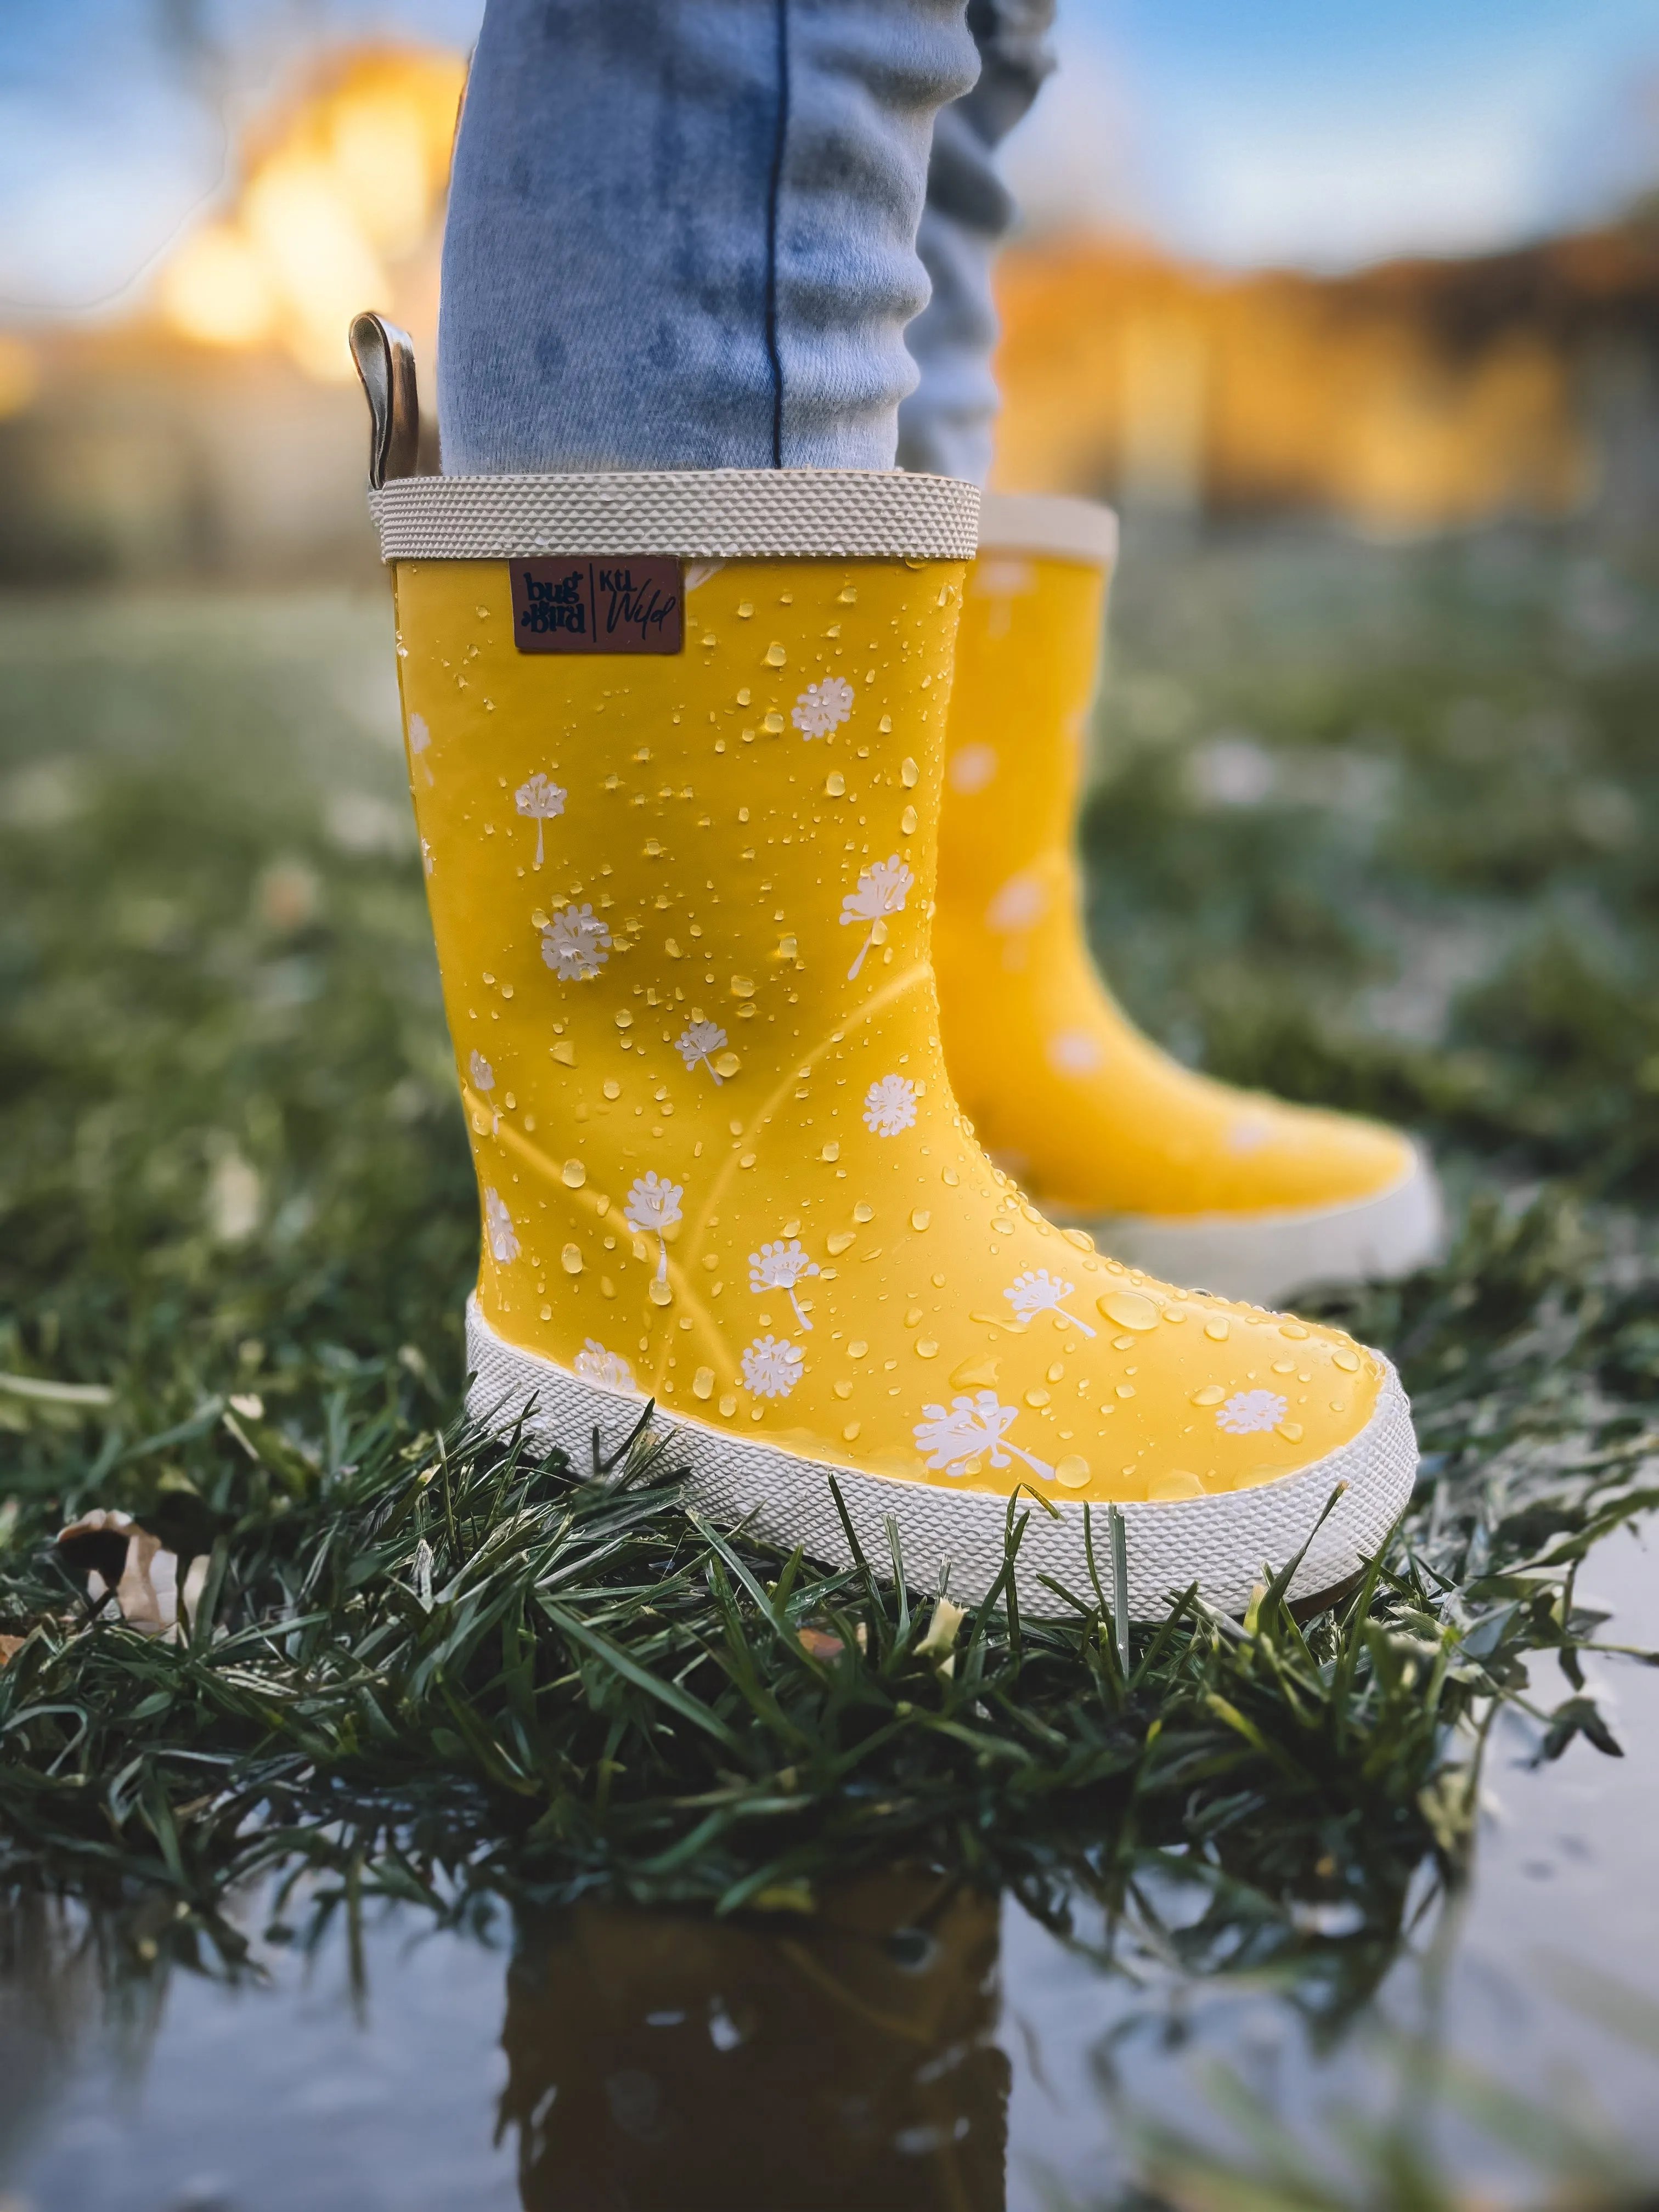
[437,0,1054,485]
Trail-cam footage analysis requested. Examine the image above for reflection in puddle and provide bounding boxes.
[5,1837,1659,2211]
[501,1877,1005,2210]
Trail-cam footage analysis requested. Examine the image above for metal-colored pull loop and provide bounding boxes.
[348,313,421,489]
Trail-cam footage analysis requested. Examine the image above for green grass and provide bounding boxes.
[0,534,1656,1997]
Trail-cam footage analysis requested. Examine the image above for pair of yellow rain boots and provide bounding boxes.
[357,323,1420,1616]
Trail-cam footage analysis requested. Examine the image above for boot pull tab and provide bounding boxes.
[349,313,420,489]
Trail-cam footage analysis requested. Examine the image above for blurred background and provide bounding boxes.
[2,0,1658,577]
[7,14,1659,2207]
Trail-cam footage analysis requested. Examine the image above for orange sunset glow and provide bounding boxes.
[156,48,465,382]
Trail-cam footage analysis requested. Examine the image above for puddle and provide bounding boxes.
[3,1522,1656,2211]
[1001,1516,1659,2208]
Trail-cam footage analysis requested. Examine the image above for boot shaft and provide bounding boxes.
[376,472,977,1432]
[394,550,963,1107]
[939,503,1115,904]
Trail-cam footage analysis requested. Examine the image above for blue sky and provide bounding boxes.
[1011,0,1659,268]
[3,0,1658,315]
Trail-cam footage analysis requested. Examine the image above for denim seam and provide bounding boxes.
[763,0,791,467]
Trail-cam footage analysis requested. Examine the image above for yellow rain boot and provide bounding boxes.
[357,335,1415,1614]
[934,495,1442,1307]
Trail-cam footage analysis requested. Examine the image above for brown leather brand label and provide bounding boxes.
[509,557,682,654]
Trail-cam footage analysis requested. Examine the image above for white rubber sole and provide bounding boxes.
[1071,1146,1444,1309]
[465,1299,1418,1618]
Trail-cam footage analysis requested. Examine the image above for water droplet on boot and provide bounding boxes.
[563,1159,587,1187]
[1149,1471,1203,1501]
[1100,1292,1159,1331]
[951,1356,998,1389]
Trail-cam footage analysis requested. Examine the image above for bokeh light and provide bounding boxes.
[155,49,464,383]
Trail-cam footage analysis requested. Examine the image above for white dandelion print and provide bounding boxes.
[748,1239,821,1330]
[574,1340,636,1392]
[914,1392,1054,1481]
[791,675,854,738]
[840,855,913,981]
[483,1187,520,1264]
[467,1048,499,1133]
[541,902,611,981]
[1216,1390,1288,1436]
[1003,1268,1098,1338]
[949,742,997,795]
[514,772,567,866]
[676,1019,729,1083]
[741,1335,804,1399]
[986,872,1046,932]
[1227,1116,1273,1155]
[408,711,433,785]
[624,1172,683,1283]
[862,1075,917,1137]
[1047,1029,1104,1076]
